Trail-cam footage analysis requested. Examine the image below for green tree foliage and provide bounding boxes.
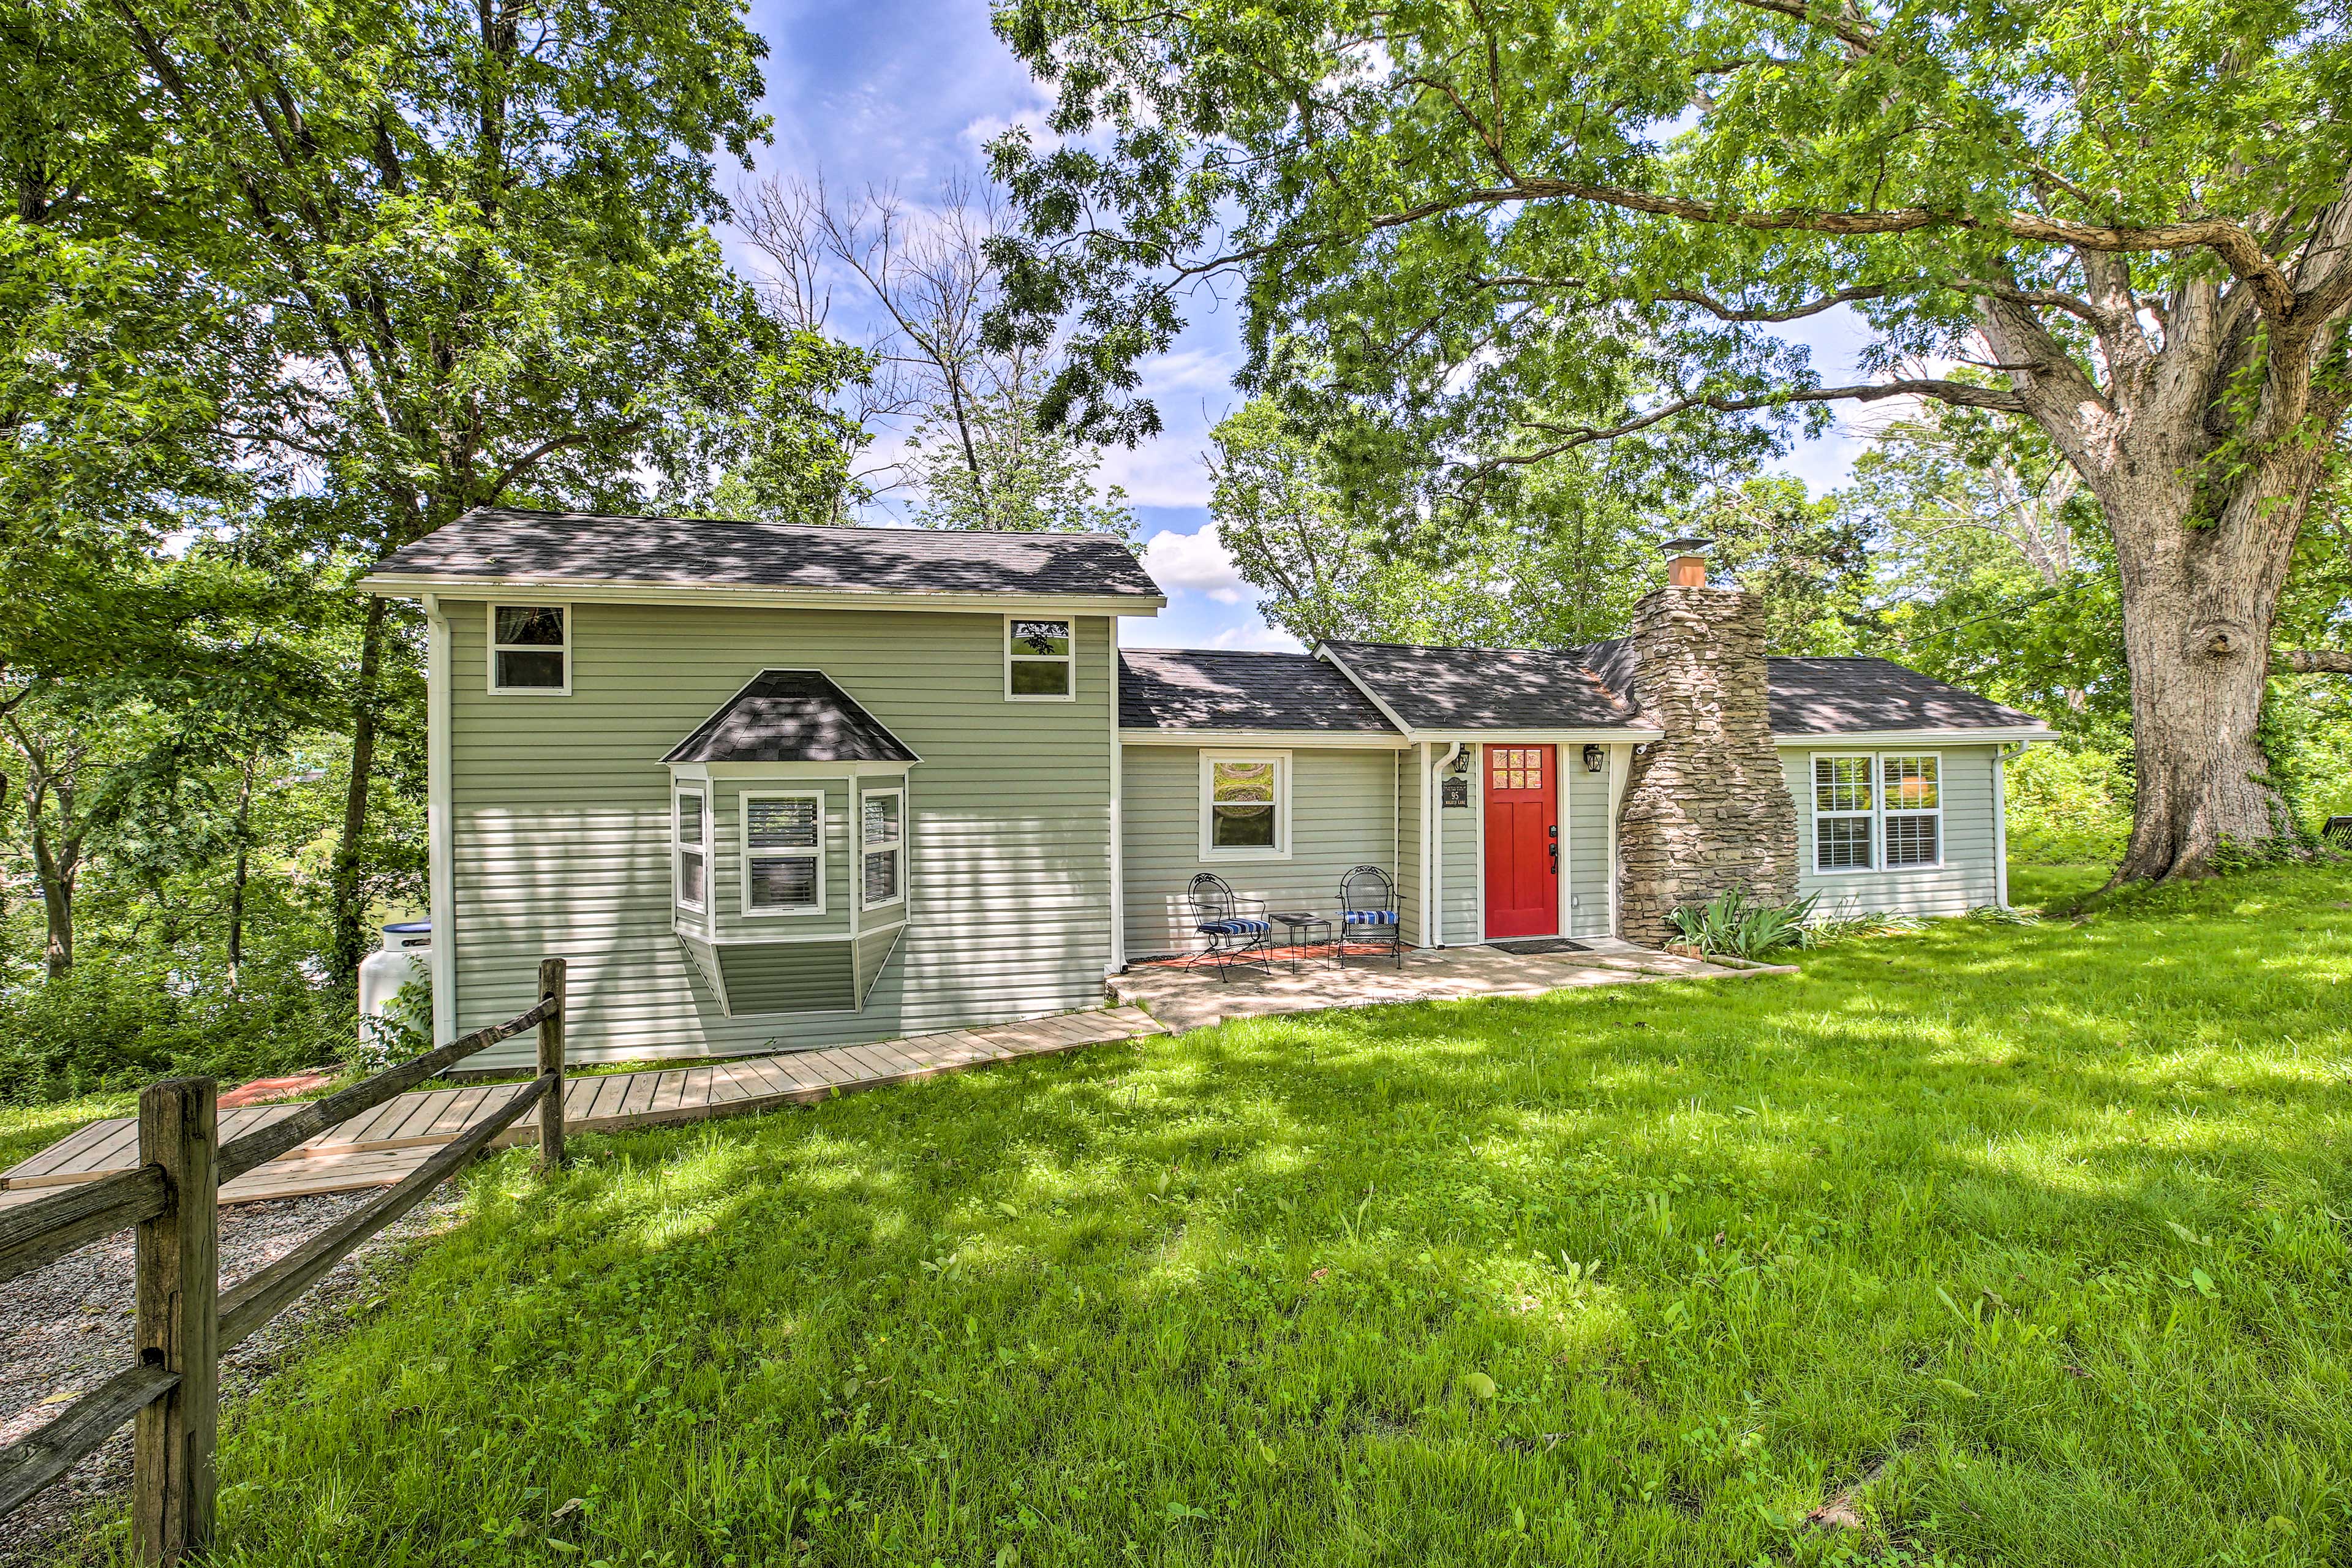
[986,0,2352,879]
[7,0,863,978]
[907,382,1139,541]
[1,0,864,1091]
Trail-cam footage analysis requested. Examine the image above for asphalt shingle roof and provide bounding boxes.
[1766,657,2048,736]
[662,671,920,765]
[1319,640,1641,729]
[1118,650,1395,732]
[369,507,1163,601]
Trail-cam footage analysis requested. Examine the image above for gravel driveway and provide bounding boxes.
[0,1185,464,1566]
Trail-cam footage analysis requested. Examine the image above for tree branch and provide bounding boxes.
[2274,649,2352,674]
[1486,375,2025,466]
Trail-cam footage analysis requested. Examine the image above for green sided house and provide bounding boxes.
[361,507,2055,1069]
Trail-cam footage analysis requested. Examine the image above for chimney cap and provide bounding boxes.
[1662,535,1713,554]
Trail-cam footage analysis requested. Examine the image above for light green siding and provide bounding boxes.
[1566,750,1613,938]
[440,600,1115,1068]
[1435,750,1479,945]
[717,940,857,1016]
[1397,746,1425,946]
[1784,742,2003,918]
[1120,744,1403,957]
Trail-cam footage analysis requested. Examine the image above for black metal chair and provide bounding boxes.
[1338,864,1403,968]
[1184,872,1274,979]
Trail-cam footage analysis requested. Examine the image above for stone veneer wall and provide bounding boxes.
[1615,584,1800,943]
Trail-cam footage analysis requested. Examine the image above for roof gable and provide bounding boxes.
[368,507,1164,603]
[663,670,919,765]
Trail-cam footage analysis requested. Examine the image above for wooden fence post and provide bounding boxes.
[132,1078,217,1564]
[537,957,566,1170]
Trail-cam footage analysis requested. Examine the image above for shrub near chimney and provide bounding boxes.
[1614,576,1800,945]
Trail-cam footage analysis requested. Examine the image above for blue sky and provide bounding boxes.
[733,0,1880,652]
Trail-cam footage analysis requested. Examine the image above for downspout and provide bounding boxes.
[1431,742,1463,946]
[1994,742,2029,910]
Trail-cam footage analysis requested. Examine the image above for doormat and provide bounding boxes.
[1487,938,1593,956]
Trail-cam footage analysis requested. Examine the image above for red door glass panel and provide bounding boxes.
[1483,745,1558,938]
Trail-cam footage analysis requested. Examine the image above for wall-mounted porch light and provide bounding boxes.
[1582,744,1606,772]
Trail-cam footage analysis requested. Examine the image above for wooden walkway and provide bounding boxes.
[1,1006,1163,1208]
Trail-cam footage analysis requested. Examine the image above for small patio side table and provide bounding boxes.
[1267,911,1338,973]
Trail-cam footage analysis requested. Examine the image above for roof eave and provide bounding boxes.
[1771,725,2060,745]
[357,572,1166,615]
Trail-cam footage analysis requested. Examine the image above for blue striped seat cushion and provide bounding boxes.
[1343,909,1398,926]
[1198,918,1270,936]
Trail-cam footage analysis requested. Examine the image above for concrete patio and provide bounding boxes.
[1110,938,1787,1033]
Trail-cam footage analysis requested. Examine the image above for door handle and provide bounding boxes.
[1548,845,1559,873]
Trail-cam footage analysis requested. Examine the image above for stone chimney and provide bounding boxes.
[1614,538,1800,944]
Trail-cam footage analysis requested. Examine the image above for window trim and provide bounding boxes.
[674,785,709,913]
[859,785,907,911]
[1809,751,1945,875]
[1879,752,1945,870]
[740,788,827,919]
[1003,614,1077,703]
[1198,748,1292,862]
[486,602,571,696]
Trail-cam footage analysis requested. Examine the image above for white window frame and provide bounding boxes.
[1879,752,1945,869]
[1811,753,1877,874]
[1809,752,1945,875]
[1004,614,1077,702]
[859,786,907,910]
[673,786,709,913]
[740,789,827,919]
[486,602,571,696]
[1198,749,1292,862]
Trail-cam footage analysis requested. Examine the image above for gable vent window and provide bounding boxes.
[675,788,708,911]
[1005,617,1075,700]
[744,792,824,915]
[490,605,568,693]
[862,789,905,908]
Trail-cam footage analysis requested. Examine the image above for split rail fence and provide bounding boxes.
[0,957,571,1562]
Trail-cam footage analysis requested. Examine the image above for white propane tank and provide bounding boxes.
[358,920,431,1042]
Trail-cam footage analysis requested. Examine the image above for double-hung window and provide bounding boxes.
[1881,755,1942,866]
[742,791,824,916]
[489,605,568,693]
[861,788,905,910]
[1200,752,1289,860]
[1005,617,1074,699]
[674,788,708,911]
[1811,753,1942,872]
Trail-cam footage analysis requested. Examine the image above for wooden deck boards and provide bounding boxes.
[0,1006,1165,1207]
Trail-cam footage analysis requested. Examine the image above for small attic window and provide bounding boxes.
[489,605,568,693]
[1006,617,1074,700]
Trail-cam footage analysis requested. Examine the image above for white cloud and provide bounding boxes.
[1096,439,1216,509]
[1143,522,1248,604]
[1211,622,1305,653]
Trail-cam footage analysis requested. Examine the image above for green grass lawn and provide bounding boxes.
[97,864,2352,1565]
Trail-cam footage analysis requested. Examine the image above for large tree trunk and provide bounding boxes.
[2098,449,2315,883]
[330,594,389,982]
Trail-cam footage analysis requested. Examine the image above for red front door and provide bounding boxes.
[1483,745,1559,939]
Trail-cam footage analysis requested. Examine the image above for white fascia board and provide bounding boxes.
[358,573,1165,617]
[1415,726,1666,745]
[1119,728,1407,749]
[1773,726,2059,747]
[685,759,919,778]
